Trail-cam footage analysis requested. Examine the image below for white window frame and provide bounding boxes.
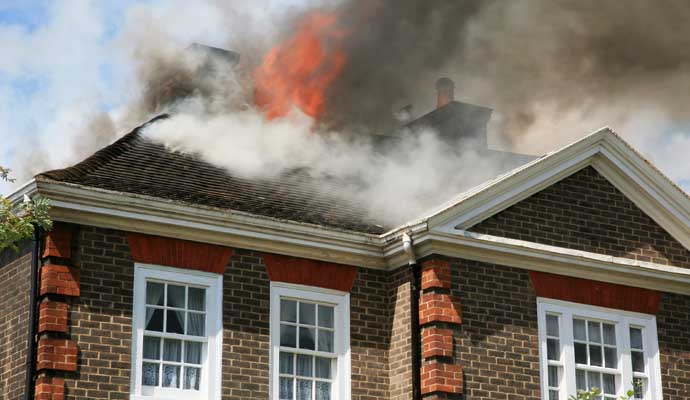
[537,298,662,400]
[270,281,351,400]
[130,263,223,400]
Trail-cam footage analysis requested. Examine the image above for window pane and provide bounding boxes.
[280,352,294,374]
[187,312,205,336]
[281,324,296,347]
[163,339,182,362]
[546,314,559,337]
[589,344,603,366]
[315,357,332,379]
[166,309,184,334]
[318,305,334,329]
[576,369,586,391]
[299,303,316,325]
[630,328,643,350]
[299,327,315,350]
[188,287,205,311]
[162,364,180,388]
[145,308,163,331]
[602,323,616,345]
[281,300,297,323]
[142,362,159,386]
[549,390,559,400]
[575,342,588,364]
[146,282,164,305]
[604,347,617,368]
[548,366,558,386]
[297,379,312,400]
[296,354,313,377]
[632,351,645,372]
[184,366,201,390]
[318,330,334,353]
[280,377,294,400]
[588,321,601,343]
[602,374,616,395]
[167,284,186,308]
[316,381,331,400]
[633,378,646,399]
[143,336,161,360]
[185,341,202,364]
[574,319,586,341]
[587,371,600,391]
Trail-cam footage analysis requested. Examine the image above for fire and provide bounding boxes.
[254,12,346,120]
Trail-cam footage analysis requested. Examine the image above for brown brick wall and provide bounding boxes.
[0,240,32,400]
[657,292,690,399]
[388,266,413,400]
[470,166,690,269]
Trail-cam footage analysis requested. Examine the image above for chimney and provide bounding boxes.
[435,77,455,109]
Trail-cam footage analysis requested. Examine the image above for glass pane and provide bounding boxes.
[318,305,334,329]
[184,366,201,390]
[546,314,559,337]
[185,341,202,364]
[549,390,559,400]
[589,344,602,366]
[315,357,332,379]
[548,366,558,387]
[602,374,616,395]
[588,321,601,343]
[299,303,316,325]
[142,362,159,386]
[188,287,205,311]
[162,364,180,388]
[280,352,294,374]
[318,330,334,353]
[146,282,164,305]
[281,300,297,323]
[630,328,643,350]
[297,354,312,377]
[188,312,205,336]
[574,319,586,341]
[163,339,182,362]
[633,378,645,399]
[602,324,616,345]
[143,336,161,360]
[145,308,163,331]
[316,381,331,400]
[167,284,185,308]
[279,377,294,400]
[281,324,296,347]
[576,369,586,390]
[297,379,312,400]
[575,342,588,364]
[632,351,645,372]
[604,347,617,368]
[587,371,600,391]
[166,309,184,334]
[299,327,315,350]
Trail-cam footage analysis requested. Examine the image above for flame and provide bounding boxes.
[254,12,346,120]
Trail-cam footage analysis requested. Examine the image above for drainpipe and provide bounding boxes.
[24,224,41,400]
[402,233,422,400]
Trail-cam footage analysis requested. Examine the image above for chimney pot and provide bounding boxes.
[435,77,455,109]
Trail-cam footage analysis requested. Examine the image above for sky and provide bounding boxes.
[0,0,688,197]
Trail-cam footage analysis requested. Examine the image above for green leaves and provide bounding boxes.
[567,386,636,400]
[0,167,52,251]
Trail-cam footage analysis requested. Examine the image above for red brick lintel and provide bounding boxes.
[127,233,233,274]
[263,253,358,292]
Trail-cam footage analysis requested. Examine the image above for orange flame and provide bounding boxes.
[254,12,346,120]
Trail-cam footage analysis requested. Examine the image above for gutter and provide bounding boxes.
[403,233,422,400]
[23,225,41,400]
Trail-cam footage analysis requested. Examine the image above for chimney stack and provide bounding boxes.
[435,77,455,109]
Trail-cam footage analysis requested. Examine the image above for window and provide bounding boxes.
[538,298,662,400]
[270,282,351,400]
[130,264,222,400]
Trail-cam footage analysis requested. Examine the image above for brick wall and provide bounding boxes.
[470,166,690,269]
[657,292,690,399]
[0,240,32,400]
[388,266,413,400]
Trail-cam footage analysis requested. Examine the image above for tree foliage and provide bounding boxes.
[0,166,51,250]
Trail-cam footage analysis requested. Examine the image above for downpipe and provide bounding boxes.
[403,233,422,400]
[23,224,41,400]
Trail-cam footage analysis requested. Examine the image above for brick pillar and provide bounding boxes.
[419,258,463,398]
[34,224,78,399]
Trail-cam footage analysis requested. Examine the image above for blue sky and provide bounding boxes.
[0,0,688,197]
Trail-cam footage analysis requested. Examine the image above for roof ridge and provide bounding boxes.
[38,114,169,182]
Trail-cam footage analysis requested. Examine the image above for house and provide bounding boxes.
[1,78,689,400]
